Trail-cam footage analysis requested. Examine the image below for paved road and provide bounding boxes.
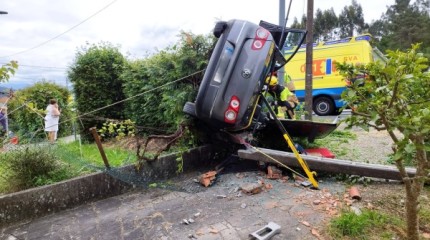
[1,169,345,240]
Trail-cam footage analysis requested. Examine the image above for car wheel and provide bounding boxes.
[183,102,196,117]
[213,21,227,38]
[313,96,334,116]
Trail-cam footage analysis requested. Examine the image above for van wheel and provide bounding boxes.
[313,96,334,116]
[183,102,197,117]
[335,108,343,115]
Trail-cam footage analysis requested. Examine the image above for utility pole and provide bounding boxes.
[278,0,286,84]
[305,0,314,120]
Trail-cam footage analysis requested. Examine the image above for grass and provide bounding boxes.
[0,141,137,194]
[56,141,136,171]
[328,209,403,240]
[297,130,357,158]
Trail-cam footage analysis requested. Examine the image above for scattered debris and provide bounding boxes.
[216,195,227,199]
[183,219,190,225]
[240,183,263,195]
[267,165,282,179]
[293,174,305,182]
[241,203,247,208]
[188,218,195,223]
[264,183,273,190]
[188,234,197,239]
[249,222,281,240]
[296,227,301,231]
[300,220,310,227]
[236,172,245,178]
[199,171,218,187]
[350,206,362,215]
[349,186,362,200]
[194,212,201,217]
[301,180,312,187]
[311,228,322,239]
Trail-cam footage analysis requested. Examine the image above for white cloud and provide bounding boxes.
[0,0,394,89]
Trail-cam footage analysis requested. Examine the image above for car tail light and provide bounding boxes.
[251,28,269,50]
[224,96,240,123]
[224,110,237,123]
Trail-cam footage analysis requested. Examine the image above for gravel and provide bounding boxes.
[337,123,396,165]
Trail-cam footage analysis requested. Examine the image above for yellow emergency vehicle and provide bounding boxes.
[284,34,386,115]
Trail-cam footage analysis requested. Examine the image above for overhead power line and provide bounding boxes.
[0,63,67,70]
[0,0,118,58]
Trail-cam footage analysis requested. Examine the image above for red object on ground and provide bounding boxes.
[349,185,362,200]
[304,148,335,158]
[10,136,18,145]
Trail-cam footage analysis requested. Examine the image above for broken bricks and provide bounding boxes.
[199,171,218,187]
[267,165,282,179]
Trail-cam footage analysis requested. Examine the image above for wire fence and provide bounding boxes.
[0,70,206,194]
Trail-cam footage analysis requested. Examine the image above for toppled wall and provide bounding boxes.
[0,145,219,227]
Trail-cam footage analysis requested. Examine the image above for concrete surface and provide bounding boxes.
[1,166,346,240]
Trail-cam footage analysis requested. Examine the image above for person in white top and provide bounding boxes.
[44,99,61,143]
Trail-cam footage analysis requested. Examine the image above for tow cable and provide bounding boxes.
[235,94,319,189]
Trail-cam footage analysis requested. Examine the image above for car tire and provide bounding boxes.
[213,21,227,38]
[313,96,335,116]
[183,102,196,117]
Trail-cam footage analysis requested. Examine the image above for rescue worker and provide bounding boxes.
[265,74,298,119]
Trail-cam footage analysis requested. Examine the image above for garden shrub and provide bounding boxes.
[1,146,71,191]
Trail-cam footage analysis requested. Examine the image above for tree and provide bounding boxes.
[338,0,366,38]
[369,0,430,57]
[121,32,214,133]
[68,42,127,140]
[0,61,18,82]
[7,81,72,140]
[337,44,430,240]
[291,10,338,42]
[314,8,338,41]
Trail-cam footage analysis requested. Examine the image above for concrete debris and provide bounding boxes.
[350,206,362,215]
[188,218,195,223]
[240,183,263,195]
[241,203,247,209]
[249,222,281,240]
[183,219,189,225]
[194,212,200,217]
[301,180,312,187]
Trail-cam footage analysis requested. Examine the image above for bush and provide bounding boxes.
[1,146,71,191]
[7,81,72,141]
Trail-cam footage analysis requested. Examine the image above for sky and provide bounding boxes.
[0,0,395,90]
